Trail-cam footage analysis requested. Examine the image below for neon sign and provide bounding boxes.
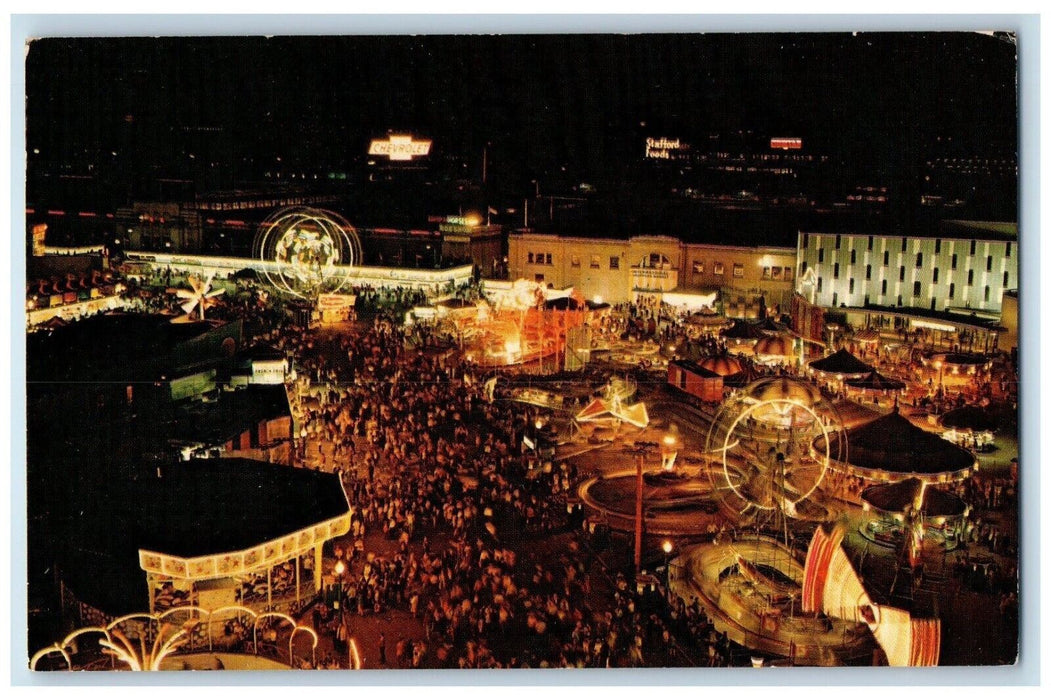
[770,137,803,150]
[645,137,688,160]
[368,135,432,161]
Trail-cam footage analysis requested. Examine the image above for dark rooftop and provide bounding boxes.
[167,385,291,446]
[137,459,348,558]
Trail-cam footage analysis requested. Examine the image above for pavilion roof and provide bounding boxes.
[816,410,978,480]
[809,348,874,377]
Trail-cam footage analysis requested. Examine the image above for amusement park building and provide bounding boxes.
[795,220,1017,316]
[507,232,796,310]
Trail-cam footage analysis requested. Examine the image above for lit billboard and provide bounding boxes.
[770,137,803,150]
[368,135,432,161]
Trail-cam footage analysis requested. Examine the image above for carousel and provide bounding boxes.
[808,348,875,384]
[135,459,351,616]
[921,352,994,388]
[753,334,796,366]
[937,405,999,451]
[859,477,970,552]
[813,408,980,485]
[844,370,907,407]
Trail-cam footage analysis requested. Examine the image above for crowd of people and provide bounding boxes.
[140,277,1017,669]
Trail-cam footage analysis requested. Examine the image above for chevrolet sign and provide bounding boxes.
[368,135,432,161]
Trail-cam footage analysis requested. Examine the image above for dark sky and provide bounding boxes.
[25,32,1018,184]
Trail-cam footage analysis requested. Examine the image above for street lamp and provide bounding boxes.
[662,540,674,601]
[661,433,679,471]
[333,560,346,610]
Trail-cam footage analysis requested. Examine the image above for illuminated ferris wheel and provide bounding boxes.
[705,377,845,534]
[252,206,362,300]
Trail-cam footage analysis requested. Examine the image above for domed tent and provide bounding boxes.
[814,409,979,484]
[698,354,744,377]
[808,348,874,379]
[754,335,794,364]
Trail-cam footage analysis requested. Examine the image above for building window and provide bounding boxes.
[935,239,941,254]
[949,282,955,299]
[897,294,903,306]
[881,280,887,295]
[545,253,552,265]
[951,254,958,270]
[762,267,772,279]
[802,233,809,248]
[714,262,725,275]
[590,255,601,269]
[692,260,705,274]
[866,264,872,280]
[1006,242,1012,257]
[968,269,974,285]
[970,240,977,255]
[901,237,907,252]
[913,281,921,296]
[833,263,840,279]
[1004,271,1009,287]
[783,267,793,281]
[818,249,824,263]
[609,256,619,270]
[817,277,823,292]
[850,249,856,264]
[867,236,874,251]
[933,268,939,283]
[571,255,581,267]
[916,252,923,267]
[535,274,545,283]
[527,253,534,264]
[883,251,889,266]
[536,251,545,263]
[986,255,993,271]
[931,298,937,311]
[984,285,991,302]
[864,294,870,305]
[733,264,745,278]
[832,292,838,307]
[835,234,841,250]
[800,261,807,275]
[899,266,905,282]
[849,278,855,293]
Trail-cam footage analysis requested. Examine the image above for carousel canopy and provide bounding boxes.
[816,410,978,481]
[699,354,744,377]
[845,370,907,393]
[744,376,822,407]
[861,477,968,517]
[754,335,793,358]
[938,405,1000,433]
[720,320,766,341]
[809,348,874,377]
[722,363,763,388]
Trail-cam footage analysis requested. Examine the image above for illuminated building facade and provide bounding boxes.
[796,221,1017,316]
[507,232,796,310]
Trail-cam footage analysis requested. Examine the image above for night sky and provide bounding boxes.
[25,32,1018,188]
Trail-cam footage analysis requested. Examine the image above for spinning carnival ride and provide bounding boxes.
[252,207,362,300]
[705,377,844,534]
